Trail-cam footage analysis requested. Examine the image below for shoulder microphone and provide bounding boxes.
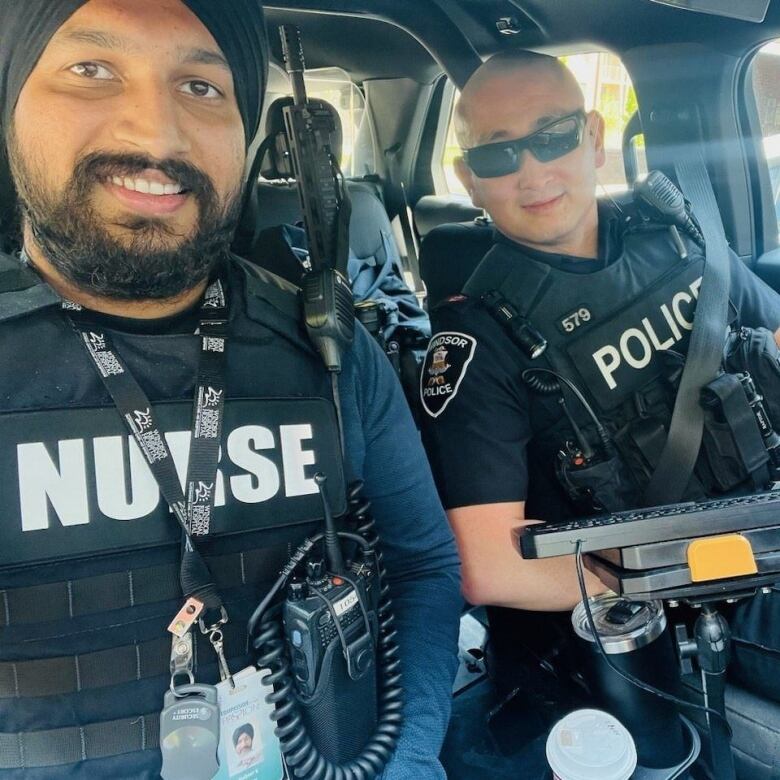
[633,170,705,248]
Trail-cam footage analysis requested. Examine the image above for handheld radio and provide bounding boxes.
[281,476,379,762]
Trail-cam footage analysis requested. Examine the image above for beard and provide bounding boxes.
[6,131,243,301]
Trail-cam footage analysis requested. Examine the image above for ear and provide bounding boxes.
[588,110,607,169]
[454,156,482,208]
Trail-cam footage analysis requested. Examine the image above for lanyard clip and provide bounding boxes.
[169,631,195,697]
[200,607,234,688]
[167,596,205,638]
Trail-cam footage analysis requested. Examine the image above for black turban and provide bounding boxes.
[0,0,268,146]
[232,723,254,746]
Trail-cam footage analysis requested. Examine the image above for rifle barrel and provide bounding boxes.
[280,25,308,106]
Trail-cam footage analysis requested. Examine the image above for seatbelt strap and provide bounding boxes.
[644,152,731,505]
[383,144,423,293]
[396,181,420,268]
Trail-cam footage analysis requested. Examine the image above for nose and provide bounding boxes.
[512,147,553,189]
[110,80,191,160]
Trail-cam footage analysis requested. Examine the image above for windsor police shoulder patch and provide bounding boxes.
[420,331,477,418]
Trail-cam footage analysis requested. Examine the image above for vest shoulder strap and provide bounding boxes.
[0,252,39,292]
[462,241,551,316]
[234,252,301,318]
[0,253,60,323]
[233,254,324,358]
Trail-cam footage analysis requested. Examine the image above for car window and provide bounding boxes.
[437,51,646,197]
[751,40,780,234]
[305,68,377,178]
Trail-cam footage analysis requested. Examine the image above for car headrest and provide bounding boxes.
[259,96,343,181]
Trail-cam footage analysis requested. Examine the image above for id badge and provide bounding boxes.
[214,666,287,780]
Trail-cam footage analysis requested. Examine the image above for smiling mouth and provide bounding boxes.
[107,175,187,197]
[522,194,564,211]
[101,171,193,217]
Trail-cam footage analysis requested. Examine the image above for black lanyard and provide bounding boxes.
[62,280,228,621]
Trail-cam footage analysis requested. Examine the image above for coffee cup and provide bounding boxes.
[546,708,637,780]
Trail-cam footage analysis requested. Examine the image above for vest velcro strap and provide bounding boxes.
[0,712,160,769]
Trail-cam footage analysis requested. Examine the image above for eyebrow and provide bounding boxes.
[179,47,230,70]
[60,28,135,53]
[56,27,229,71]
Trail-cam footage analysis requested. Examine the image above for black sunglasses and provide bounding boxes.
[463,111,587,179]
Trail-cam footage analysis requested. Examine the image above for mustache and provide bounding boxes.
[73,152,214,197]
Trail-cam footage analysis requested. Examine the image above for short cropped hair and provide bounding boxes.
[454,50,583,148]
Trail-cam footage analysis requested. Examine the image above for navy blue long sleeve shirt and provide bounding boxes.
[339,324,463,779]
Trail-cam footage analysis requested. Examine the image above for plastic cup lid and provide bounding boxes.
[572,595,666,654]
[546,709,638,780]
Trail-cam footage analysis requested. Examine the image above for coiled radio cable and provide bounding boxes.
[248,482,403,779]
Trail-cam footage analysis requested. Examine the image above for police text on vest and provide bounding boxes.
[592,276,702,390]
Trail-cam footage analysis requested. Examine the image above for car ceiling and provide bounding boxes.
[266,0,780,87]
[264,8,441,83]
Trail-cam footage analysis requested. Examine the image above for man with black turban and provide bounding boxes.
[232,722,260,768]
[0,2,461,779]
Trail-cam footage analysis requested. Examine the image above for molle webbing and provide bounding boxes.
[0,712,160,769]
[0,619,247,699]
[0,543,291,627]
[0,546,286,768]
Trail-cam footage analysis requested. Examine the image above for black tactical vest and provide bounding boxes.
[0,253,346,778]
[464,219,709,520]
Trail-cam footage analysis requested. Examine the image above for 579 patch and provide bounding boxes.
[420,332,477,418]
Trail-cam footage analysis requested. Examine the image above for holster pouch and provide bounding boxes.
[556,449,638,514]
[613,413,669,488]
[699,372,770,492]
[725,326,780,426]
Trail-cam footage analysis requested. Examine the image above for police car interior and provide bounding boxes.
[6,0,780,778]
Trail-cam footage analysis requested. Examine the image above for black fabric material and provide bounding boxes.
[419,221,494,309]
[0,253,345,774]
[728,587,780,703]
[699,372,770,492]
[725,325,780,429]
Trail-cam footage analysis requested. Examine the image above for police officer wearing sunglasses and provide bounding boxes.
[420,51,780,701]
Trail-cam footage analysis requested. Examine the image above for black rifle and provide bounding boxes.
[279,25,354,372]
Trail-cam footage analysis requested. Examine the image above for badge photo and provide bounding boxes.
[214,666,287,780]
[420,332,477,418]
